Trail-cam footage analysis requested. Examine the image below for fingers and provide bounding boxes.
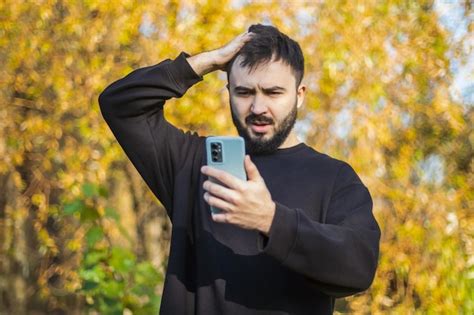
[226,33,252,53]
[203,180,240,205]
[241,31,256,42]
[244,155,261,181]
[242,30,255,37]
[201,166,245,191]
[204,192,235,213]
[211,212,230,224]
[227,31,255,50]
[212,31,256,71]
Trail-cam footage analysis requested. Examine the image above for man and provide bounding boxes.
[98,24,381,315]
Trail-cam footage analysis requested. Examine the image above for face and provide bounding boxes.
[227,55,306,155]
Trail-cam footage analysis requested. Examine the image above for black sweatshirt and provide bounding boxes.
[98,51,381,315]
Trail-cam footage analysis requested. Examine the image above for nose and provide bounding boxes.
[250,94,269,115]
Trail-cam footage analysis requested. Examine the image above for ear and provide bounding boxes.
[296,84,306,109]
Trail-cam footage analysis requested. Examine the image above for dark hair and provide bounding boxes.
[225,24,305,88]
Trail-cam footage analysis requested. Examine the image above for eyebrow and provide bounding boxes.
[233,86,286,92]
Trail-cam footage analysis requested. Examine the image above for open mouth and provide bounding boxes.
[250,123,272,133]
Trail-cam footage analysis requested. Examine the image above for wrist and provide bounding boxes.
[259,201,276,236]
[186,51,217,77]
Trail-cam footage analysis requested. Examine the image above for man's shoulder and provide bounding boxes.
[299,144,363,183]
[300,144,346,169]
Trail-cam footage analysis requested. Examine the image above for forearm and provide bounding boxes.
[186,51,218,77]
[257,187,381,297]
[99,52,203,118]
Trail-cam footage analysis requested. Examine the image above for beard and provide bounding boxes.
[230,96,298,155]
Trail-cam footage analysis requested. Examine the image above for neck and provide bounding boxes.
[278,132,301,149]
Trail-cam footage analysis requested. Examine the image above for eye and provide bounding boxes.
[236,91,250,96]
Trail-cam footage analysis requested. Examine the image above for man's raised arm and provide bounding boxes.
[98,52,204,218]
[97,31,254,218]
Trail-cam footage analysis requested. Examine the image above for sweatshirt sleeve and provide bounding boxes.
[98,52,205,219]
[256,161,381,298]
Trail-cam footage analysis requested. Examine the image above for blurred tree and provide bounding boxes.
[0,0,472,314]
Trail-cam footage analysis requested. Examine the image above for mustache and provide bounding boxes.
[246,114,273,124]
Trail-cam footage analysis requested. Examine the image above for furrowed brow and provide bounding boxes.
[263,86,286,92]
[234,86,253,92]
[234,86,286,92]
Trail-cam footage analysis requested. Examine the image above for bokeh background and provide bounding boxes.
[1,0,472,314]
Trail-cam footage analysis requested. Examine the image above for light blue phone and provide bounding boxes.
[205,136,247,214]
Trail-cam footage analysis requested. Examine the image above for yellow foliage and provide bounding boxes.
[0,0,472,314]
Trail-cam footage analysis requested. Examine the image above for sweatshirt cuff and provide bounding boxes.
[166,51,204,94]
[256,201,298,263]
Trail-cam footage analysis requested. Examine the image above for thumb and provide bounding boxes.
[244,155,261,181]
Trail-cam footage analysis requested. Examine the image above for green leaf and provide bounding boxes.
[130,284,153,297]
[83,280,100,291]
[98,185,109,198]
[79,265,106,283]
[86,226,104,247]
[101,280,124,298]
[63,200,83,215]
[105,207,120,222]
[80,206,100,222]
[133,300,160,315]
[135,262,162,286]
[83,249,108,267]
[98,296,123,315]
[82,183,99,198]
[109,247,136,274]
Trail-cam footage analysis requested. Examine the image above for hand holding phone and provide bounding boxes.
[205,136,247,214]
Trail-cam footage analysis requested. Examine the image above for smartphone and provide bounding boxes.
[205,136,247,214]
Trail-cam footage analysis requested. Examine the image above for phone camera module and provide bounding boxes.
[210,142,223,162]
